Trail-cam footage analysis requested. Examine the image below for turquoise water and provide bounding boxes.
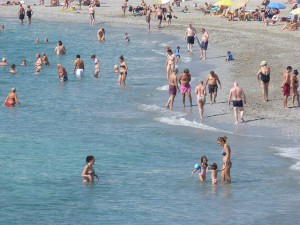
[0,19,299,224]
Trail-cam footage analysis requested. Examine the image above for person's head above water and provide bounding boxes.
[86,155,95,164]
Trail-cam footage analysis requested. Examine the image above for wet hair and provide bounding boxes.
[210,162,217,170]
[184,68,189,74]
[294,70,299,75]
[58,41,62,46]
[217,136,227,143]
[91,54,96,58]
[86,155,95,163]
[11,64,15,68]
[287,66,292,71]
[201,156,208,166]
[76,55,80,58]
[119,55,124,61]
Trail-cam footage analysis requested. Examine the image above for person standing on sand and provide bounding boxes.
[122,0,128,17]
[228,81,246,124]
[195,80,207,120]
[179,68,192,107]
[89,4,95,26]
[91,54,100,79]
[217,136,231,183]
[156,6,163,28]
[185,24,196,52]
[26,5,33,24]
[166,66,180,109]
[200,28,209,60]
[3,87,22,107]
[256,61,270,102]
[54,41,66,55]
[146,7,151,30]
[18,4,25,24]
[74,55,85,77]
[282,66,292,110]
[290,69,299,107]
[57,64,68,81]
[205,70,222,104]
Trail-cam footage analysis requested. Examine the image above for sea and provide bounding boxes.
[0,18,299,225]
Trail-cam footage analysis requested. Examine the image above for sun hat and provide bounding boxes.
[260,61,267,66]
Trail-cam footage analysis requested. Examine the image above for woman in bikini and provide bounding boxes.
[82,155,99,183]
[290,69,299,107]
[195,80,207,120]
[217,136,231,183]
[165,49,175,80]
[118,55,128,86]
[256,61,270,102]
[3,87,22,107]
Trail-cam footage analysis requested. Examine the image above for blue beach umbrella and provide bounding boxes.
[266,2,286,9]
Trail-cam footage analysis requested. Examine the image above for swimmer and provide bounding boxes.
[81,155,99,183]
[21,59,27,66]
[97,28,105,42]
[54,41,66,55]
[3,87,22,107]
[34,53,42,74]
[114,65,119,73]
[74,54,85,77]
[57,64,68,81]
[124,32,130,44]
[191,156,208,181]
[9,64,17,74]
[45,37,49,43]
[91,54,100,79]
[0,57,8,66]
[35,38,40,44]
[118,55,128,86]
[41,53,50,66]
[206,162,224,185]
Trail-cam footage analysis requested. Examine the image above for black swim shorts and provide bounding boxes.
[208,84,218,94]
[232,100,243,107]
[187,36,194,44]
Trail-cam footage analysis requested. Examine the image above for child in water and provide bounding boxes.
[114,65,119,73]
[191,156,208,181]
[225,51,234,61]
[175,46,180,63]
[206,162,224,185]
[124,32,130,43]
[21,59,27,66]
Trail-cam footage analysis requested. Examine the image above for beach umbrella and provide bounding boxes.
[231,0,248,10]
[153,0,170,4]
[214,0,233,6]
[290,8,300,15]
[266,2,286,9]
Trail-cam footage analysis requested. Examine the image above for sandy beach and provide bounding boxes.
[1,0,299,138]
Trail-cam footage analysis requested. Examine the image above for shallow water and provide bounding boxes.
[0,19,299,224]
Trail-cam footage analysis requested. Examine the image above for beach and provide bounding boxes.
[0,0,300,224]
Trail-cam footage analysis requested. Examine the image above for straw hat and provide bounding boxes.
[260,61,267,66]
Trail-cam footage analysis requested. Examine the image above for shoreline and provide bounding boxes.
[1,0,300,139]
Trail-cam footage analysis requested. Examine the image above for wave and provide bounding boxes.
[156,85,168,91]
[155,116,231,133]
[138,104,187,117]
[273,147,300,171]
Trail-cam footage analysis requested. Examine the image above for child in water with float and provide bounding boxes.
[191,155,208,181]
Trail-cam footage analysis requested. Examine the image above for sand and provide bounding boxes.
[1,0,299,138]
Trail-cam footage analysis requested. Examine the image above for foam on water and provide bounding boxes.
[155,116,231,133]
[156,85,169,91]
[138,104,187,117]
[274,147,300,171]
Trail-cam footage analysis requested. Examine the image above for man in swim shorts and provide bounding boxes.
[57,64,68,81]
[54,41,66,55]
[185,24,196,52]
[74,55,85,77]
[3,87,22,107]
[179,68,192,107]
[282,66,292,109]
[156,6,163,28]
[205,70,222,104]
[200,28,209,60]
[228,82,246,124]
[88,4,95,26]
